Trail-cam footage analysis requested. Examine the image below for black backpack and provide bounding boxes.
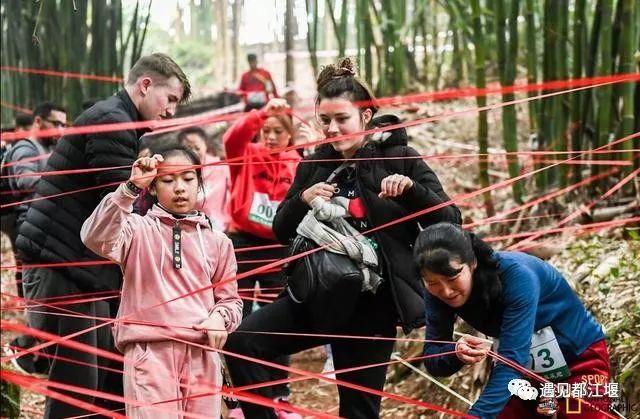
[0,138,40,217]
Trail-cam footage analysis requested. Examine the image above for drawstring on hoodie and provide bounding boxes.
[195,223,212,280]
[155,218,170,286]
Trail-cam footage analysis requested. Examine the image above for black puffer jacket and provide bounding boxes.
[273,115,462,332]
[16,90,147,292]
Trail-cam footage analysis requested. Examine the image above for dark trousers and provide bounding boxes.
[225,284,397,419]
[230,232,291,399]
[22,267,123,418]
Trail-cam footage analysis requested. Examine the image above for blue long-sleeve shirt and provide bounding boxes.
[423,251,605,418]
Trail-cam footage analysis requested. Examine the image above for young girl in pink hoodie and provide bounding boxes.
[81,144,243,419]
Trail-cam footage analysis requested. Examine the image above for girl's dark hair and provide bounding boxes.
[149,143,204,189]
[316,57,378,115]
[177,127,208,144]
[413,223,502,306]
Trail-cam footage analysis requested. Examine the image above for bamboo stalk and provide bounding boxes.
[524,0,538,134]
[618,0,636,167]
[495,0,523,203]
[557,0,570,188]
[305,0,319,79]
[594,0,613,179]
[390,353,474,407]
[470,0,495,217]
[570,0,587,184]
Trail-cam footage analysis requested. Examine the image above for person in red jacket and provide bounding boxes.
[239,53,279,111]
[224,98,301,417]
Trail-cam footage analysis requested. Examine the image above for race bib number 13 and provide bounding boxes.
[248,192,280,227]
[528,326,570,381]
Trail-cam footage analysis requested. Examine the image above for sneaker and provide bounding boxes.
[321,356,336,380]
[274,400,302,419]
[226,407,245,419]
[4,337,49,376]
[4,342,37,375]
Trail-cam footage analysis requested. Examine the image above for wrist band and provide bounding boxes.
[125,180,142,195]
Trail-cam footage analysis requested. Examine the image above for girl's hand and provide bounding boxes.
[302,182,337,204]
[130,154,164,189]
[264,98,289,116]
[378,174,413,198]
[193,314,228,350]
[455,334,489,365]
[296,122,323,145]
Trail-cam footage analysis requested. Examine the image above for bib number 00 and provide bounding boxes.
[248,192,280,227]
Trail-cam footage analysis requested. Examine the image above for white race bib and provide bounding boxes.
[528,326,570,380]
[247,91,267,106]
[491,326,570,381]
[248,192,280,227]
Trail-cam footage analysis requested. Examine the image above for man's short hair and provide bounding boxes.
[14,113,34,129]
[127,53,191,103]
[177,127,208,144]
[247,53,257,62]
[33,102,67,119]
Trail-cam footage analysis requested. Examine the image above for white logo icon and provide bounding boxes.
[508,378,539,401]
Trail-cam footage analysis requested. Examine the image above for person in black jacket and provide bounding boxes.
[225,58,461,419]
[14,53,190,419]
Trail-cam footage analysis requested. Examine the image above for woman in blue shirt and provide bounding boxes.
[415,223,611,418]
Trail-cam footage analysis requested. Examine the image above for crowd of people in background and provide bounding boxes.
[1,52,612,419]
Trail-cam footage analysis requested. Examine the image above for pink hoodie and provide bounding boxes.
[81,184,243,352]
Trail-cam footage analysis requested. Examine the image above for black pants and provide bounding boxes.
[230,232,291,400]
[225,283,397,419]
[22,267,123,418]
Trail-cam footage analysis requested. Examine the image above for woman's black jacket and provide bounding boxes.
[273,115,462,333]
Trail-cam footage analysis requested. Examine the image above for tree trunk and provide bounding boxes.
[285,0,294,83]
[495,0,523,203]
[232,0,244,82]
[556,0,570,187]
[594,0,613,179]
[470,0,495,217]
[618,0,635,167]
[570,0,587,183]
[305,0,319,79]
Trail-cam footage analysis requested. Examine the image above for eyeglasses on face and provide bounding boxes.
[43,118,66,128]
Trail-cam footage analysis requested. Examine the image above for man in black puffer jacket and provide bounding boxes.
[14,53,190,419]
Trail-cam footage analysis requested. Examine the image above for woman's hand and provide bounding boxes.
[455,334,489,365]
[378,174,413,198]
[302,182,337,204]
[129,154,164,189]
[295,122,323,146]
[264,98,289,116]
[193,314,228,350]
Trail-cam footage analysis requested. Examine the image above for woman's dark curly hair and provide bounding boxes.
[414,222,502,306]
[315,57,378,115]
